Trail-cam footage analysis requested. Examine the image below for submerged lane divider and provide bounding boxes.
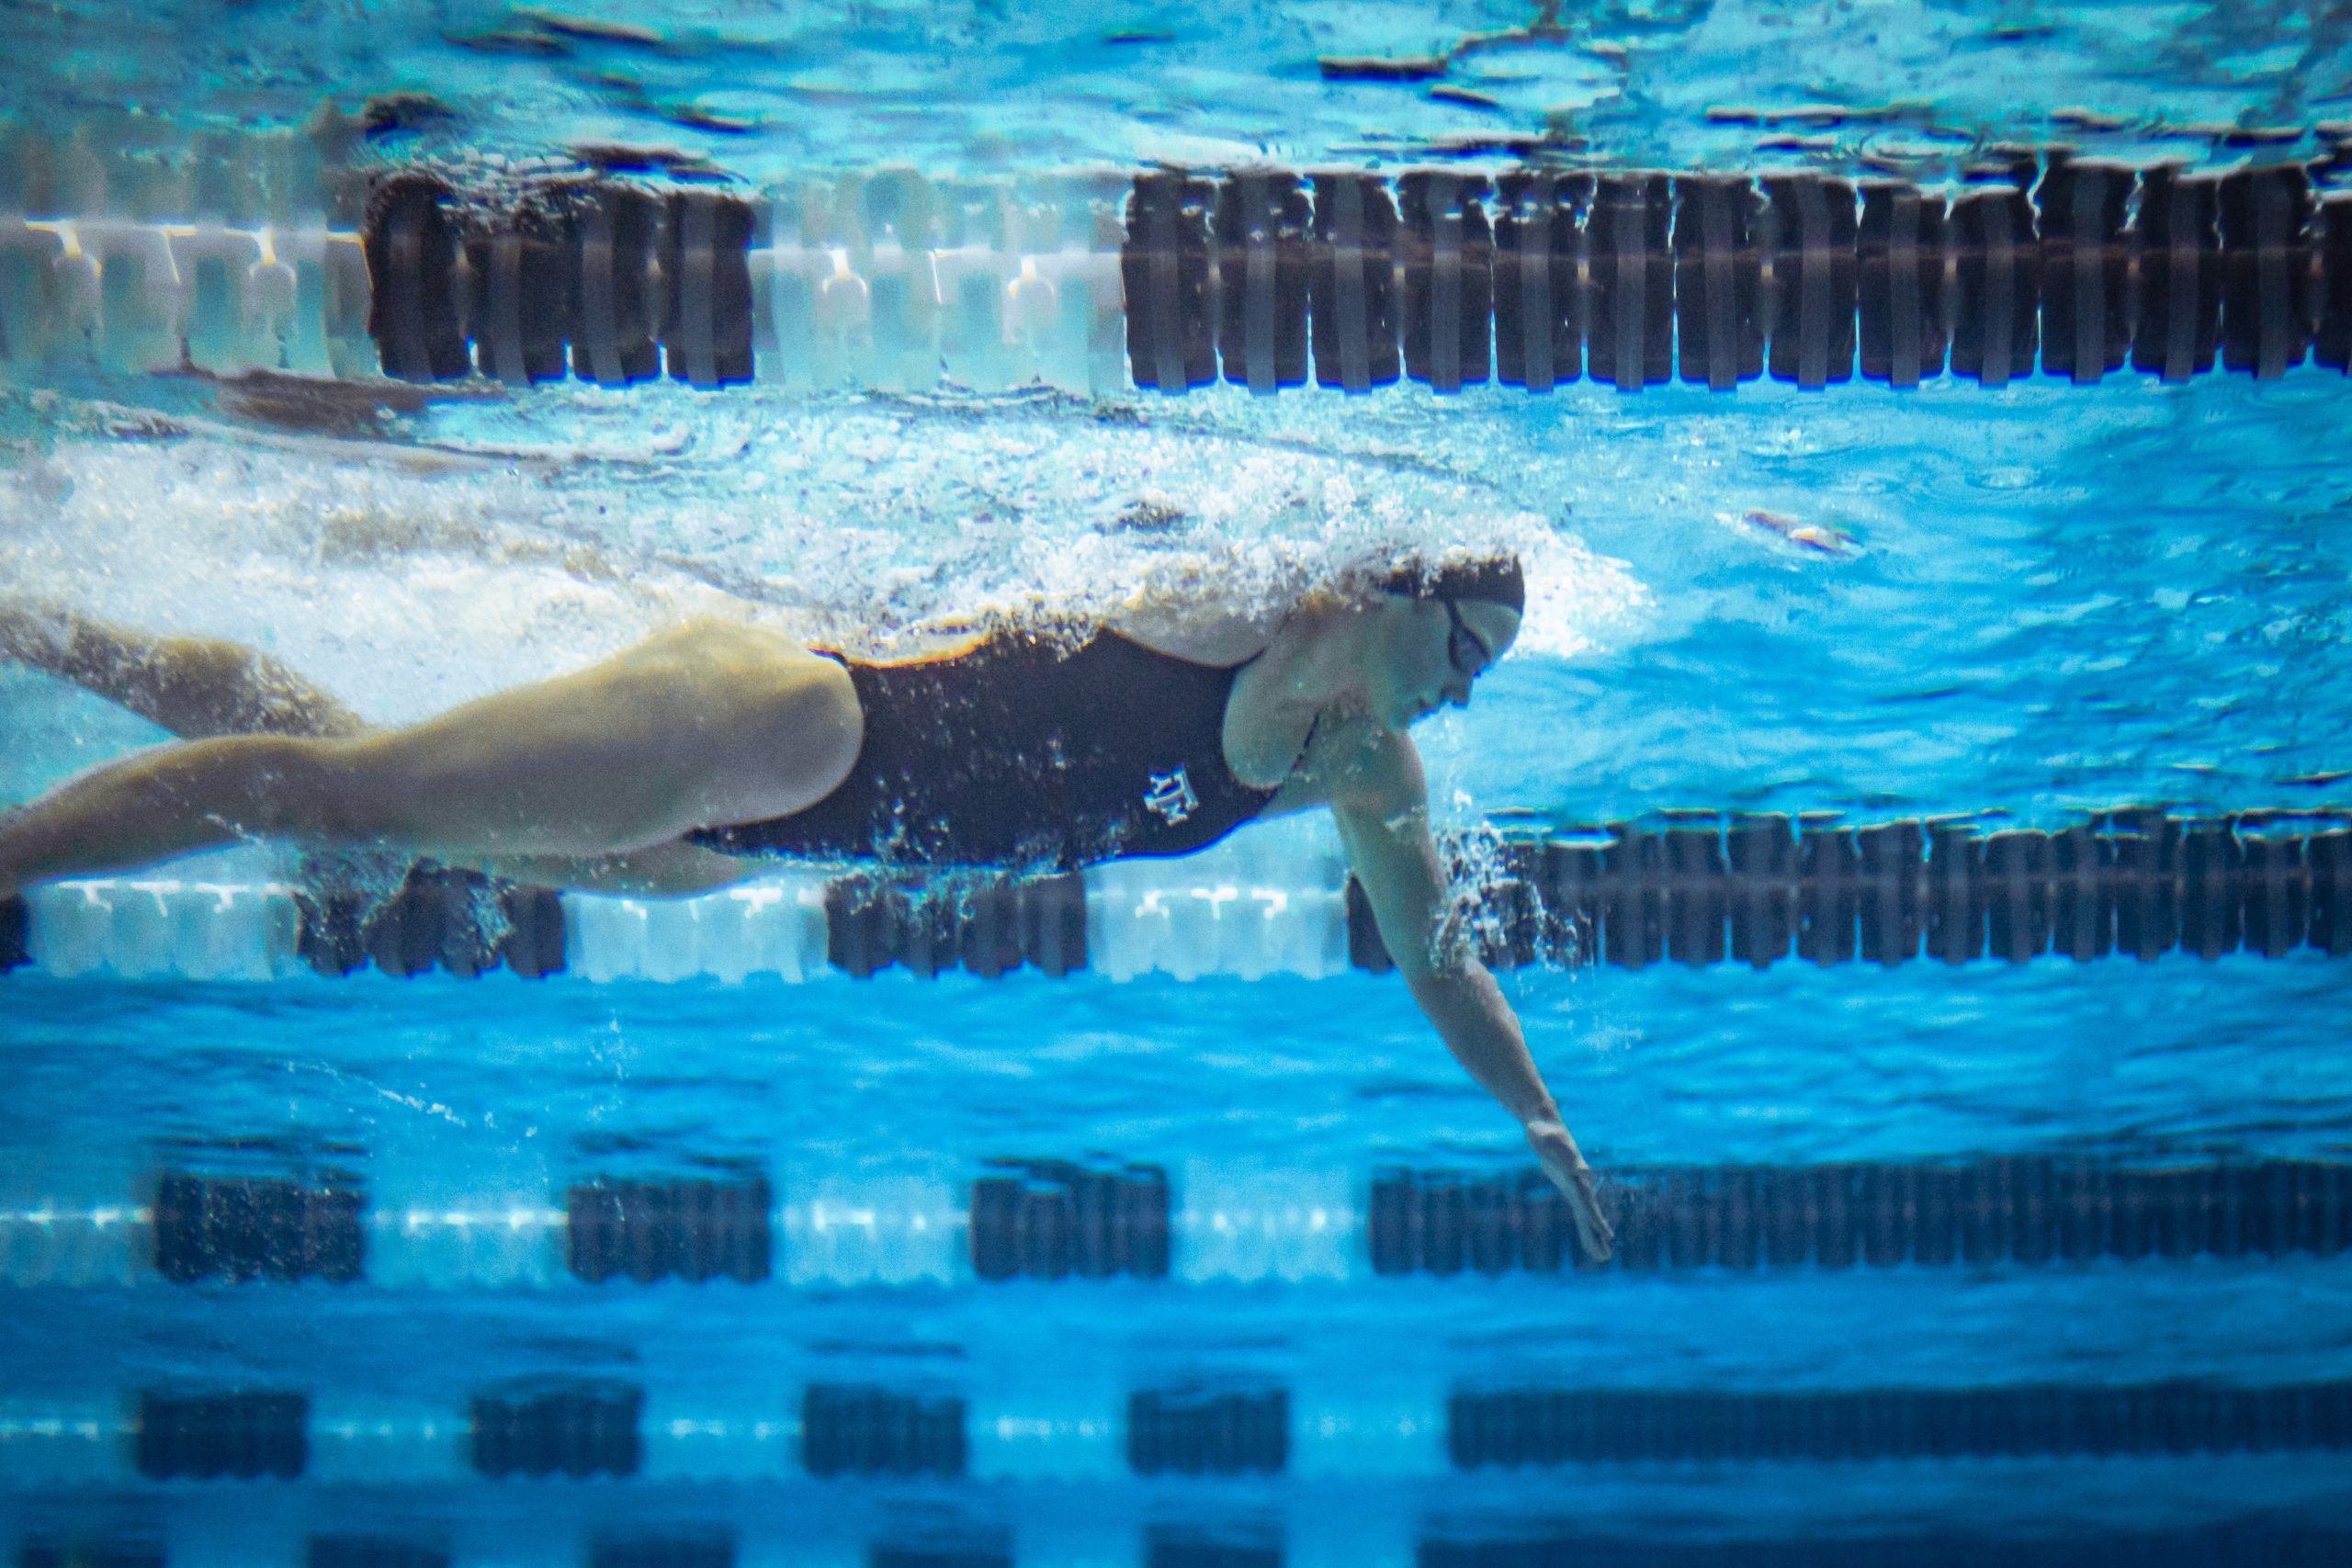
[3,1158,2343,1289]
[1418,1526,2352,1568]
[1370,1160,2352,1275]
[13,1525,2352,1568]
[2,809,2346,984]
[5,130,2352,398]
[2,1374,2347,1487]
[1119,159,2352,394]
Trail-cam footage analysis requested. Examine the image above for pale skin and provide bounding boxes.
[0,588,1613,1261]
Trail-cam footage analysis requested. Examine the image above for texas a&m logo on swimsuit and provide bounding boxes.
[1143,767,1199,826]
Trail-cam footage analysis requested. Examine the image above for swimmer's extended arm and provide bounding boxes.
[1321,722,1615,1262]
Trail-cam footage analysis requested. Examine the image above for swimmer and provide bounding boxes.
[0,555,1613,1260]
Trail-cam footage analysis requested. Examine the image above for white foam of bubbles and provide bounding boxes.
[1513,529,1649,662]
[0,432,752,725]
[0,389,1646,730]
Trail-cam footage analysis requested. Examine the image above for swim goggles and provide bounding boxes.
[1442,596,1496,677]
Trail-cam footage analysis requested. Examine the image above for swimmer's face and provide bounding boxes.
[1364,593,1521,728]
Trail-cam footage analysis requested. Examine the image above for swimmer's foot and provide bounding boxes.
[1526,1116,1614,1264]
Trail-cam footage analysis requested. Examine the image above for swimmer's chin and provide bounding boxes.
[1381,694,1443,729]
[1346,688,1442,730]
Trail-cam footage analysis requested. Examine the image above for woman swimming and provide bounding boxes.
[0,554,1614,1260]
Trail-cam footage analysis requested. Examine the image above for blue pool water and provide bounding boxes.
[6,1,2352,1563]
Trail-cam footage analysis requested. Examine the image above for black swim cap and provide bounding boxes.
[1381,555,1525,615]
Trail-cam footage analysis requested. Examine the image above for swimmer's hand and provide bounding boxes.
[1525,1117,1613,1264]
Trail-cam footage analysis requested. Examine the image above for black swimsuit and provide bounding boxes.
[689,630,1280,872]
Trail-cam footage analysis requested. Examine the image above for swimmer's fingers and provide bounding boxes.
[1525,1117,1613,1264]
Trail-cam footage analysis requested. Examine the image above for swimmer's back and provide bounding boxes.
[689,627,1275,870]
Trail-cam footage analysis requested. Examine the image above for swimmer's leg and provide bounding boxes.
[0,622,859,897]
[0,601,368,740]
[0,733,331,891]
[0,605,758,896]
